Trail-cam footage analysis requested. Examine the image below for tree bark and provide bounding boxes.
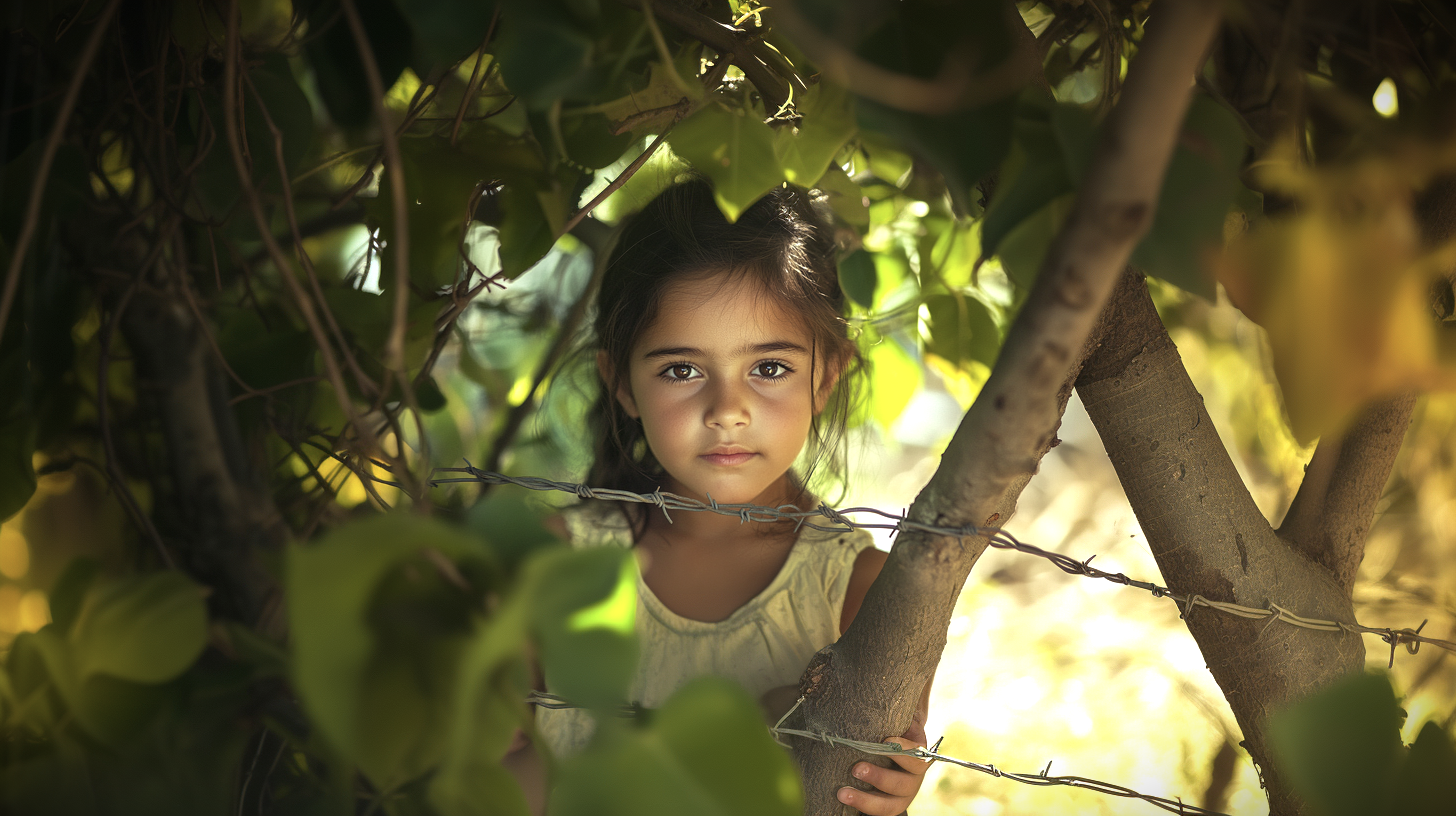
[789,2,1226,812]
[121,279,284,626]
[1278,394,1416,592]
[1077,271,1365,816]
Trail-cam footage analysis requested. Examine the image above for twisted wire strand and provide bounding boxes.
[435,466,1454,665]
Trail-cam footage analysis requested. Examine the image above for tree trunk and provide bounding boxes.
[789,2,1226,812]
[1076,271,1366,816]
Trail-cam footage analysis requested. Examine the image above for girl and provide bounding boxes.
[510,179,931,815]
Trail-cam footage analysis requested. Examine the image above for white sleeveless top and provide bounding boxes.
[535,500,875,757]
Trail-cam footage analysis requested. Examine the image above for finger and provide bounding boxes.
[882,736,932,775]
[837,785,910,816]
[851,761,921,798]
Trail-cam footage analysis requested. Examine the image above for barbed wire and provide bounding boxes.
[525,690,1226,815]
[429,465,1456,666]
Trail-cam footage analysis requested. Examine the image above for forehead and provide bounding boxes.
[637,274,810,352]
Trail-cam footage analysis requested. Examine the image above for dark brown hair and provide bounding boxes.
[587,178,861,529]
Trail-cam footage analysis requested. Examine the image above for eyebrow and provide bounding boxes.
[641,340,809,360]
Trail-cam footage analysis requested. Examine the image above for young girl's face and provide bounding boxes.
[609,273,835,506]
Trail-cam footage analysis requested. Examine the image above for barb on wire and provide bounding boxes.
[421,465,1456,662]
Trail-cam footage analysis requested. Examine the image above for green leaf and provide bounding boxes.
[838,250,877,309]
[1391,721,1456,816]
[997,193,1074,290]
[416,375,448,412]
[70,672,170,746]
[668,99,786,223]
[429,600,534,816]
[817,164,868,227]
[497,182,563,278]
[856,94,1016,212]
[393,0,498,66]
[69,572,208,684]
[560,112,637,170]
[0,415,36,522]
[923,293,1000,368]
[302,0,413,129]
[867,338,921,429]
[287,513,489,787]
[1132,95,1247,300]
[249,55,317,179]
[530,547,638,710]
[47,557,103,635]
[551,677,801,816]
[1269,672,1403,816]
[493,12,597,109]
[595,59,702,136]
[774,82,856,185]
[980,92,1076,259]
[467,489,562,573]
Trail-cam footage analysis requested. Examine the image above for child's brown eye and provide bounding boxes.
[754,361,790,379]
[667,364,695,379]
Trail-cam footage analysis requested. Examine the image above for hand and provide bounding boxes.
[835,734,931,816]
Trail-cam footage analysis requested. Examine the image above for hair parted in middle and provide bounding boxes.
[586,177,863,532]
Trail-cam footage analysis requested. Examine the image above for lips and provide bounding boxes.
[701,446,755,466]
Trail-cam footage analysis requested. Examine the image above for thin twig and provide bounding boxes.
[338,0,411,375]
[0,0,124,342]
[244,70,380,398]
[560,128,676,237]
[450,10,500,146]
[222,0,368,448]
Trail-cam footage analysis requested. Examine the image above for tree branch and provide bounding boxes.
[617,0,792,115]
[788,2,1226,813]
[0,0,123,342]
[1278,394,1416,590]
[1077,271,1364,816]
[766,0,1042,115]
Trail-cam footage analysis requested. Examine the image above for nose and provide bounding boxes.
[704,378,750,429]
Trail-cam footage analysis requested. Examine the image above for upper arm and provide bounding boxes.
[839,546,888,636]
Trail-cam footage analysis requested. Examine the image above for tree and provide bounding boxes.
[0,1,1453,815]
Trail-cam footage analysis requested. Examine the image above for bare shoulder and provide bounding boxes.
[840,546,888,636]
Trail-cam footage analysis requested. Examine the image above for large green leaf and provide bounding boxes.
[1131,95,1247,299]
[301,0,413,129]
[493,11,598,109]
[428,596,534,816]
[979,92,1078,260]
[287,513,490,788]
[1391,721,1456,815]
[550,677,801,816]
[774,82,856,185]
[1269,672,1403,816]
[857,96,1016,213]
[69,572,208,685]
[923,293,1000,369]
[393,0,498,67]
[530,547,638,710]
[668,98,786,223]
